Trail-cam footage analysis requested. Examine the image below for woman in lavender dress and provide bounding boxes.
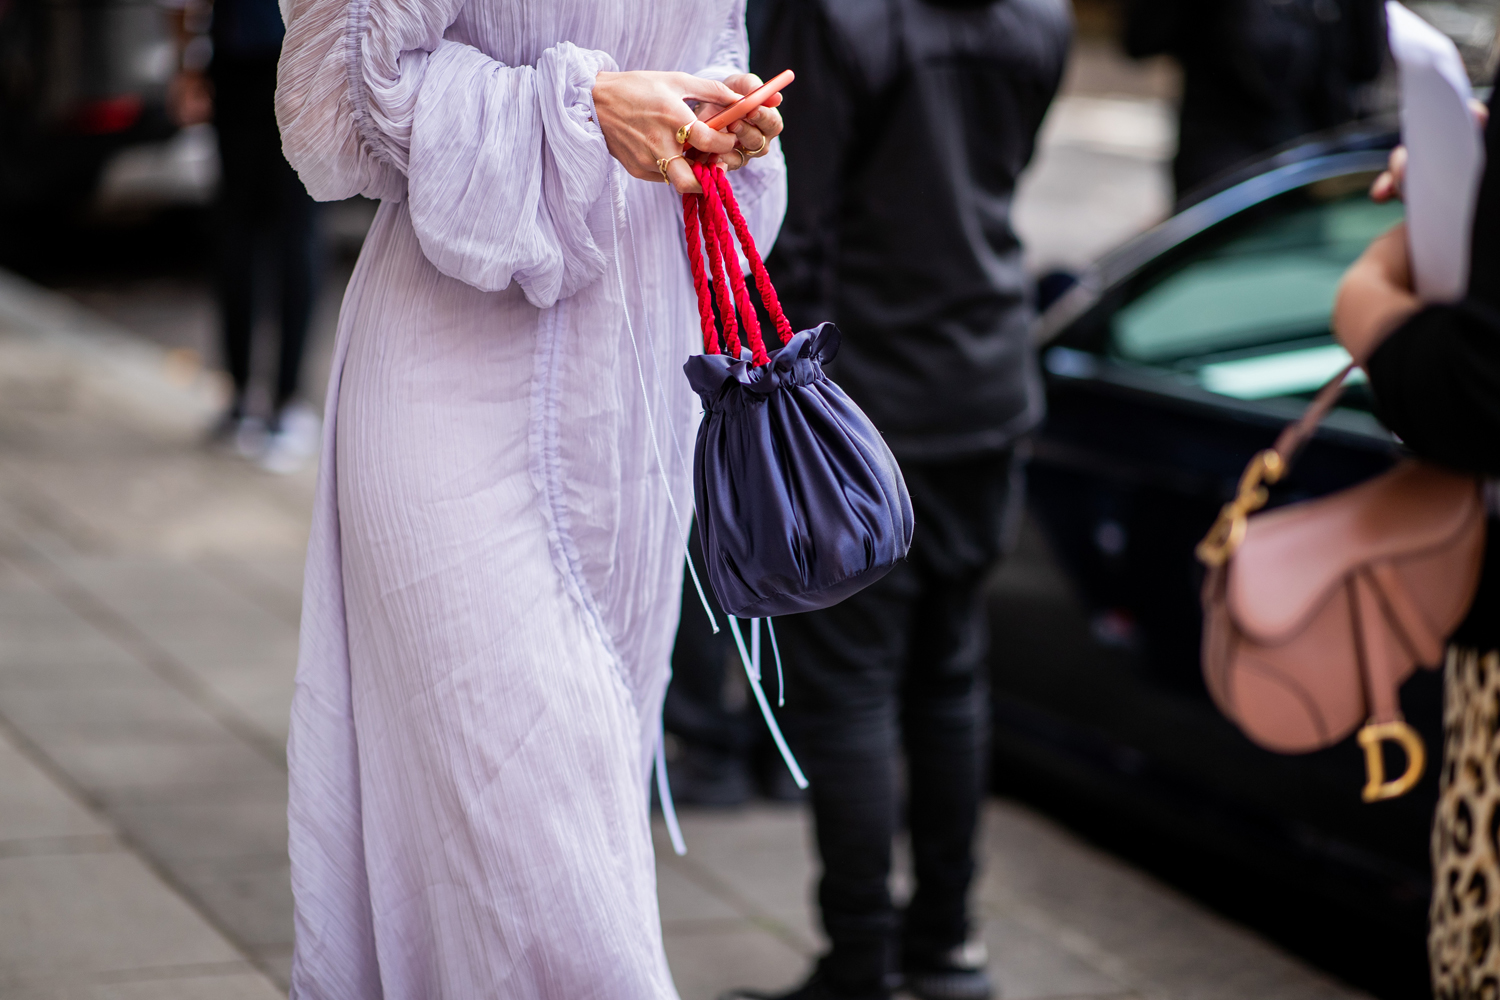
[273,1,785,994]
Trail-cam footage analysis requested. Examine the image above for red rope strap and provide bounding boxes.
[682,195,719,355]
[708,168,796,346]
[697,172,743,360]
[681,161,793,366]
[699,165,770,366]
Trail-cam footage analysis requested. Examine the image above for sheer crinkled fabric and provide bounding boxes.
[274,1,786,995]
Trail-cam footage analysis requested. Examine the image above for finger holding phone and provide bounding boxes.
[698,73,786,173]
[593,71,741,195]
[592,69,786,195]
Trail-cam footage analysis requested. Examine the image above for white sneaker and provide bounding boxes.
[233,416,268,459]
[259,402,321,475]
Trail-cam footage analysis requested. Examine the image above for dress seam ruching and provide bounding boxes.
[527,294,639,717]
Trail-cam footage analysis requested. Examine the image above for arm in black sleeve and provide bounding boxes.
[1366,301,1500,477]
[1367,80,1500,478]
[753,0,862,332]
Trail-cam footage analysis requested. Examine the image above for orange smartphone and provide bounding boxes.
[700,69,793,133]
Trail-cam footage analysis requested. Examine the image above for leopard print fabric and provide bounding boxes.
[1431,647,1500,1000]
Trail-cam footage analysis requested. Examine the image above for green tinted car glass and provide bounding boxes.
[1111,194,1405,366]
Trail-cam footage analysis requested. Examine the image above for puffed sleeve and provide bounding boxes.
[275,0,617,307]
[697,1,788,262]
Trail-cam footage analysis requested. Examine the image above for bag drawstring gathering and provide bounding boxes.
[727,615,808,789]
[767,616,786,707]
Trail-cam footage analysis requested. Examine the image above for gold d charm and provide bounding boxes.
[1357,720,1427,802]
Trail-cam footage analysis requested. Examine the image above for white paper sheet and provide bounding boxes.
[1386,1,1486,302]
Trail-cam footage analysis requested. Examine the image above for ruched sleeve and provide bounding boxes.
[275,0,618,306]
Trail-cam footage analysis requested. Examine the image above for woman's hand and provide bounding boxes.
[1369,145,1407,203]
[1333,223,1421,364]
[593,71,741,194]
[698,73,785,173]
[1370,99,1487,202]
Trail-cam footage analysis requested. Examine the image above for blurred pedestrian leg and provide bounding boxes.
[214,53,322,466]
[775,453,1020,999]
[724,0,1070,998]
[196,0,322,468]
[666,523,755,808]
[665,522,808,807]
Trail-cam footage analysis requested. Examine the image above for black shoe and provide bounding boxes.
[718,971,891,1000]
[903,941,993,1000]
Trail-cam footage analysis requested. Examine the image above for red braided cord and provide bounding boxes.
[711,168,796,347]
[682,194,720,355]
[695,164,743,359]
[701,202,742,359]
[700,167,770,366]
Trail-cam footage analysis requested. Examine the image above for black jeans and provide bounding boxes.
[211,55,321,418]
[776,450,1022,994]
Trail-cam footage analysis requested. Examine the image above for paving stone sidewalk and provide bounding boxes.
[0,266,1378,1000]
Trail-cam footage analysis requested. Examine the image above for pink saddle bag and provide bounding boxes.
[1197,365,1486,802]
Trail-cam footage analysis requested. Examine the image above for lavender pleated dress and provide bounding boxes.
[272,1,786,994]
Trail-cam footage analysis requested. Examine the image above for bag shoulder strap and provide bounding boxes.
[1270,362,1359,467]
[1197,362,1357,566]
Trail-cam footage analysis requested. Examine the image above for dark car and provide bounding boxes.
[988,124,1436,998]
[0,0,177,216]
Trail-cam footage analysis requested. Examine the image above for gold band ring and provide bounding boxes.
[657,154,687,182]
[743,133,769,156]
[726,148,748,169]
[675,120,696,146]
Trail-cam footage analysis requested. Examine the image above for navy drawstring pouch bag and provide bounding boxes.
[681,163,913,619]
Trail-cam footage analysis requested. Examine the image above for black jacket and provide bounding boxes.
[753,0,1071,459]
[211,0,285,60]
[1126,0,1385,198]
[1365,87,1500,650]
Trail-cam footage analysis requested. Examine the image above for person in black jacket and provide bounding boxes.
[723,3,1070,1000]
[1333,93,1500,1000]
[1126,0,1386,199]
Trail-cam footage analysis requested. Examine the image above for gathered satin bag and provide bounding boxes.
[681,163,913,618]
[1197,365,1486,801]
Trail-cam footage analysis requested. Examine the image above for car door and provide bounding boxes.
[987,138,1436,995]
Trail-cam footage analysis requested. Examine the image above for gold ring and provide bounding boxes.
[657,154,686,182]
[726,148,748,169]
[744,133,769,156]
[675,121,696,146]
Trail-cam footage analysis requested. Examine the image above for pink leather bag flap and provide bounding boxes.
[1225,462,1482,644]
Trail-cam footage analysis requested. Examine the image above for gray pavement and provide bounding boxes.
[0,35,1374,1000]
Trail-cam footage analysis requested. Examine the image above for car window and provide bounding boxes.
[1107,181,1403,401]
